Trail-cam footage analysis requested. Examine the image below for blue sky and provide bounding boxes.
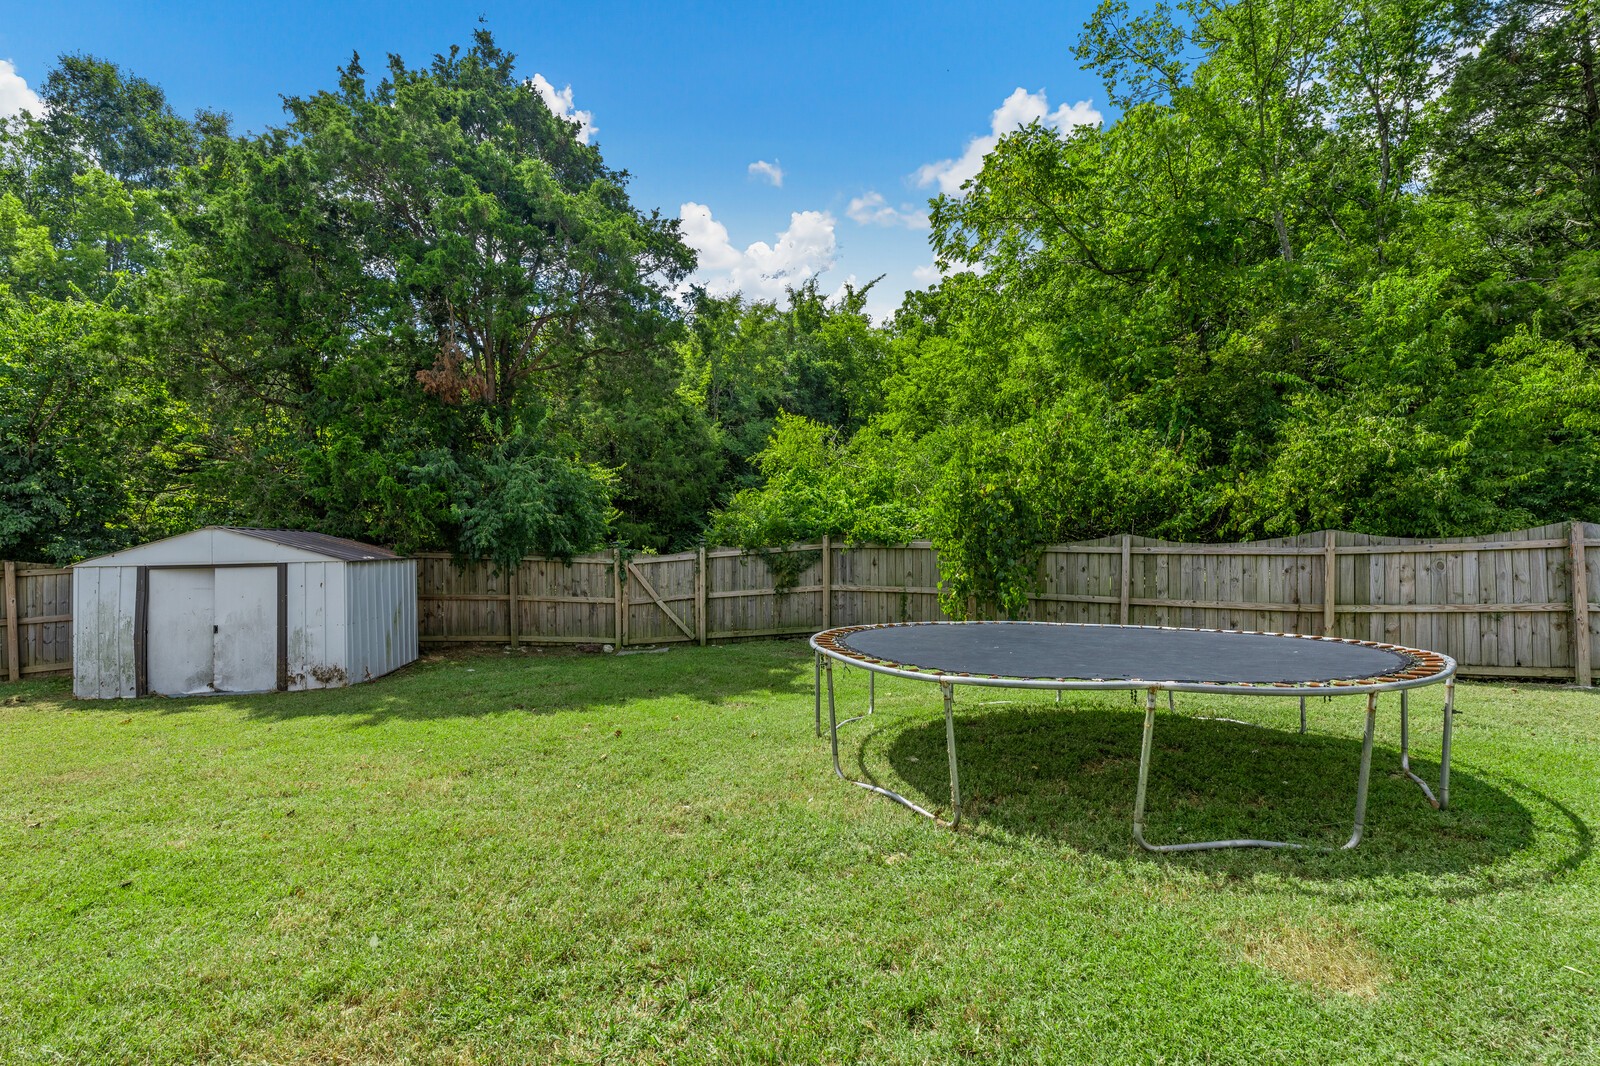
[1,1,1110,320]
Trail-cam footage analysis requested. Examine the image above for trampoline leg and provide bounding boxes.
[1167,691,1175,714]
[1299,696,1307,735]
[814,652,822,737]
[943,682,962,829]
[1441,680,1453,811]
[1399,687,1448,810]
[1132,691,1379,852]
[1132,688,1159,847]
[824,659,947,824]
[1340,694,1379,850]
[1400,690,1408,753]
[826,658,840,771]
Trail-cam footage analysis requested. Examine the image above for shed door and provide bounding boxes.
[213,567,279,693]
[147,568,216,696]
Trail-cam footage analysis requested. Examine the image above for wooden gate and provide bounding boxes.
[620,550,701,645]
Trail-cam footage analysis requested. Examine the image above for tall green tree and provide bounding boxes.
[171,30,700,558]
[0,57,208,562]
[1434,0,1600,344]
[677,278,892,501]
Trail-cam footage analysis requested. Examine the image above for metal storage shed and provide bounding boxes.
[73,527,417,699]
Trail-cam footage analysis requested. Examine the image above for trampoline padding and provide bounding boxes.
[833,623,1414,684]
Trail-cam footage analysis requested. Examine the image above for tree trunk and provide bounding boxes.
[1578,10,1600,235]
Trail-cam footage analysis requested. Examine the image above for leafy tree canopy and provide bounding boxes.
[3,6,1597,594]
[719,0,1600,615]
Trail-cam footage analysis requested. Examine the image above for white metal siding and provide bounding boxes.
[285,560,348,689]
[344,559,417,683]
[72,566,137,698]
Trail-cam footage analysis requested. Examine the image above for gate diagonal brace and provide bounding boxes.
[625,562,696,641]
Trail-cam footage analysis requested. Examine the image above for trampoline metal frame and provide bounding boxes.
[811,621,1456,852]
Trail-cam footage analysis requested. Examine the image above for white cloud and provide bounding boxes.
[911,261,945,285]
[528,73,597,144]
[846,191,929,230]
[0,60,42,119]
[747,159,784,187]
[915,88,1102,196]
[679,201,838,301]
[678,202,744,271]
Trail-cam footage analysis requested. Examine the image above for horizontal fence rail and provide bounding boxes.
[8,522,1598,684]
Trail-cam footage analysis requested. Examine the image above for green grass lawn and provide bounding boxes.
[2,641,1597,1064]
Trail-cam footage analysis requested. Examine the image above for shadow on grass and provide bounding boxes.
[845,701,1579,889]
[115,642,816,727]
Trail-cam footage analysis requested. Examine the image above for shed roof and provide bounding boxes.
[220,528,399,562]
[74,526,402,567]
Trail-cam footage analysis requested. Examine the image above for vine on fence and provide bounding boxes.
[752,547,823,595]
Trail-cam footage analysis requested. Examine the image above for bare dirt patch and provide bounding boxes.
[1219,917,1389,999]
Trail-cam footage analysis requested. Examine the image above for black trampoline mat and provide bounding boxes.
[833,623,1414,684]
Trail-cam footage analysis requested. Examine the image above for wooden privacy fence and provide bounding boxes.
[0,561,73,681]
[7,521,1598,684]
[415,545,846,648]
[416,522,1599,685]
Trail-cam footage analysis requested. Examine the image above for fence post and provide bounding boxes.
[613,548,626,649]
[696,546,707,646]
[1119,535,1131,626]
[821,536,832,630]
[1573,521,1592,687]
[507,561,519,649]
[3,561,17,682]
[1323,533,1338,637]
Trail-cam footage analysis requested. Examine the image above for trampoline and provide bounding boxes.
[810,621,1456,851]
